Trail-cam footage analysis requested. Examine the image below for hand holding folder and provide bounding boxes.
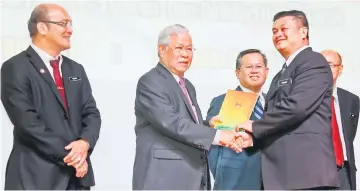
[215,90,258,130]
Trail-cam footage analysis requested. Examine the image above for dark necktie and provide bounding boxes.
[253,97,263,120]
[50,58,68,112]
[331,97,344,166]
[281,63,287,75]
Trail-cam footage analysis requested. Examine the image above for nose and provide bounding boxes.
[274,30,283,39]
[66,27,73,35]
[180,49,189,57]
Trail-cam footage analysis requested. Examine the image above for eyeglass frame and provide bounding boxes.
[328,63,342,68]
[167,45,196,55]
[39,20,73,28]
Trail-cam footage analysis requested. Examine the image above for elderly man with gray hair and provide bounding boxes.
[132,24,242,190]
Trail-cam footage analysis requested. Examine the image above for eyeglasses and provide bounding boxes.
[41,21,72,28]
[169,46,196,55]
[241,65,266,71]
[329,63,342,68]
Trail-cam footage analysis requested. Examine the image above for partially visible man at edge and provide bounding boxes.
[321,50,359,190]
[132,24,243,190]
[1,3,101,190]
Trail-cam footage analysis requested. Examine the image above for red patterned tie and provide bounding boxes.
[331,97,344,166]
[50,58,68,112]
[179,77,199,123]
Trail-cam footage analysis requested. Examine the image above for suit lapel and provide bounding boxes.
[155,63,198,122]
[186,82,203,123]
[337,88,351,141]
[26,46,67,112]
[266,47,312,102]
[266,71,281,102]
[61,58,75,108]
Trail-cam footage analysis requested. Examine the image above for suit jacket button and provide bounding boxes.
[200,154,205,159]
[63,115,67,119]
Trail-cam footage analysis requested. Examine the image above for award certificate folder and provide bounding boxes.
[215,90,258,130]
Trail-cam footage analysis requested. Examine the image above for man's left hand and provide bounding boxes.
[236,120,254,133]
[64,139,89,168]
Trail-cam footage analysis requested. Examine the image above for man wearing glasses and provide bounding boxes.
[1,3,101,190]
[321,50,359,190]
[206,49,268,190]
[132,24,242,190]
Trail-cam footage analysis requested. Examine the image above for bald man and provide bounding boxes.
[1,4,101,190]
[321,50,359,190]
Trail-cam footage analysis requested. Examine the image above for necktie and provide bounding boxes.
[281,63,287,75]
[331,97,344,166]
[179,77,199,123]
[253,97,263,120]
[50,58,68,112]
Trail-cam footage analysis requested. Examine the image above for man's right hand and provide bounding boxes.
[75,160,88,178]
[218,130,243,153]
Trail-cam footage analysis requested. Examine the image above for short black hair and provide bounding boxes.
[273,10,309,40]
[28,6,49,37]
[235,49,268,69]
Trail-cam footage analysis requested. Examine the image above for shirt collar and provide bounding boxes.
[31,43,62,64]
[159,62,183,84]
[333,84,338,100]
[238,83,265,102]
[285,45,310,67]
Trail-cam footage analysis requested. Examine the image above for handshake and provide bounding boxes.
[209,115,254,153]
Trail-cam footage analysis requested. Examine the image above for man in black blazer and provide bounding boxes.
[236,10,339,189]
[321,50,359,190]
[1,4,101,190]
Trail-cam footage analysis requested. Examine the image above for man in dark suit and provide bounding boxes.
[206,49,268,190]
[1,4,101,190]
[132,24,243,190]
[236,10,339,190]
[321,50,359,190]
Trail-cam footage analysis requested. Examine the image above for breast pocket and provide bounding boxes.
[153,149,183,160]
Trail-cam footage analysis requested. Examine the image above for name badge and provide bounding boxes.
[278,78,292,87]
[69,76,81,82]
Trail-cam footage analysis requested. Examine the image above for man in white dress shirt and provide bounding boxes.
[321,50,359,190]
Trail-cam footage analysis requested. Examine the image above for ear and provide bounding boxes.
[235,68,240,79]
[265,67,269,78]
[300,27,308,39]
[338,64,343,76]
[158,45,166,58]
[37,22,48,35]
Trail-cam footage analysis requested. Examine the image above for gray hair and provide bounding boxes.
[158,24,189,46]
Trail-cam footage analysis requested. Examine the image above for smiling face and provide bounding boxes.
[36,4,73,54]
[272,16,308,58]
[236,52,269,93]
[158,32,194,77]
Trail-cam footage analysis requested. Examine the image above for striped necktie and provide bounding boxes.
[253,97,263,120]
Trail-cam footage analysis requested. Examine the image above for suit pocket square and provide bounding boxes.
[69,76,81,82]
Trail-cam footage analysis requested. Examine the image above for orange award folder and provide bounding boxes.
[215,90,258,130]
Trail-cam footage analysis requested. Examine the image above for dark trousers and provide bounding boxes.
[66,176,90,190]
[339,162,351,190]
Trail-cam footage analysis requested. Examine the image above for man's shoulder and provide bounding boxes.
[338,87,359,101]
[62,56,84,69]
[137,67,162,88]
[211,93,226,105]
[1,50,28,71]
